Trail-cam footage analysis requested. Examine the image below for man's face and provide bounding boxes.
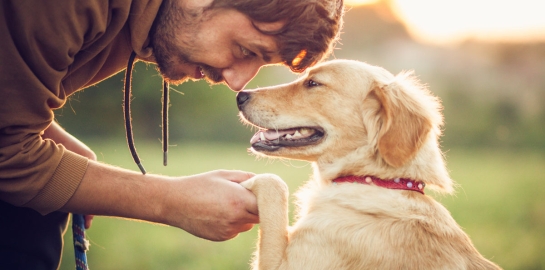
[151,0,284,91]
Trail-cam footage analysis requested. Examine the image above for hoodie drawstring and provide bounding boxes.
[124,51,146,174]
[123,51,170,174]
[162,80,169,166]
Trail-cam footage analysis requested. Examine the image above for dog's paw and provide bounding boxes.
[241,173,288,196]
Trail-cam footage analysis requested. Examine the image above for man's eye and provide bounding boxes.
[240,46,256,58]
[306,79,321,87]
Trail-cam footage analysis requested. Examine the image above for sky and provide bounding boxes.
[345,0,545,45]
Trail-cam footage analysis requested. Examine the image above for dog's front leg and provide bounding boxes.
[241,174,289,270]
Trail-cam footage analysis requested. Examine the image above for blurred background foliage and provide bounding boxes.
[56,2,545,270]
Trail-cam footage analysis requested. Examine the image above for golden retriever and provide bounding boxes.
[236,59,501,270]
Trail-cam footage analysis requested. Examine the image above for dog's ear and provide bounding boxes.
[370,75,433,168]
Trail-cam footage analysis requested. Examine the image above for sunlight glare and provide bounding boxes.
[390,0,545,44]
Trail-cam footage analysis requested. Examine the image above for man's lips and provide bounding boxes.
[199,65,224,83]
[195,66,205,79]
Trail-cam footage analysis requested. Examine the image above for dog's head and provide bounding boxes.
[237,59,452,192]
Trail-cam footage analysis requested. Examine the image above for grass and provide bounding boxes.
[60,139,545,270]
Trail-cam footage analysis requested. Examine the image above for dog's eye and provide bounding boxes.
[305,80,321,88]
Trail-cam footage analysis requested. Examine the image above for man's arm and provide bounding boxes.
[61,163,259,241]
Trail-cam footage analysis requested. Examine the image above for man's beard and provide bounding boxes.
[150,0,224,85]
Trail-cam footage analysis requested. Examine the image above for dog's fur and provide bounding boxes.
[237,60,501,270]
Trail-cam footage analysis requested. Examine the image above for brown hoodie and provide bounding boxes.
[0,0,162,215]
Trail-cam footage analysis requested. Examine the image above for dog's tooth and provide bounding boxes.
[300,128,310,135]
[260,132,266,141]
[293,130,302,138]
[285,134,292,139]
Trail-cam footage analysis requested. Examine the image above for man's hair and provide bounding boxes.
[210,0,345,73]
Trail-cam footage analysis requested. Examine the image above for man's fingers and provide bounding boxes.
[244,210,259,223]
[215,170,259,215]
[239,223,255,233]
[85,215,94,229]
[244,189,259,215]
[222,170,256,183]
[222,223,255,241]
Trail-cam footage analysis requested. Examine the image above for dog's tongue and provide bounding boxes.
[250,129,297,144]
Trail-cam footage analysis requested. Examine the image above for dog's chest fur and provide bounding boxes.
[283,183,484,269]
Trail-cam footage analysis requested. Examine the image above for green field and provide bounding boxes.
[60,140,545,270]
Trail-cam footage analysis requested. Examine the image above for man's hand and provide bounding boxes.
[162,170,259,241]
[42,121,96,228]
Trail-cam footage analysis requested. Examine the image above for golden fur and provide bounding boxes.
[238,60,501,270]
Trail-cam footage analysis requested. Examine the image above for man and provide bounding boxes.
[0,0,344,269]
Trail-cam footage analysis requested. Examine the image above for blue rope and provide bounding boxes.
[72,213,89,270]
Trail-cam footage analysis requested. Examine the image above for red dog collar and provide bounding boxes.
[333,175,426,194]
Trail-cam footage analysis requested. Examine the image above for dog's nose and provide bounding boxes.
[236,91,251,110]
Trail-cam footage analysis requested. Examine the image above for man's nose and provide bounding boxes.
[222,62,262,92]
